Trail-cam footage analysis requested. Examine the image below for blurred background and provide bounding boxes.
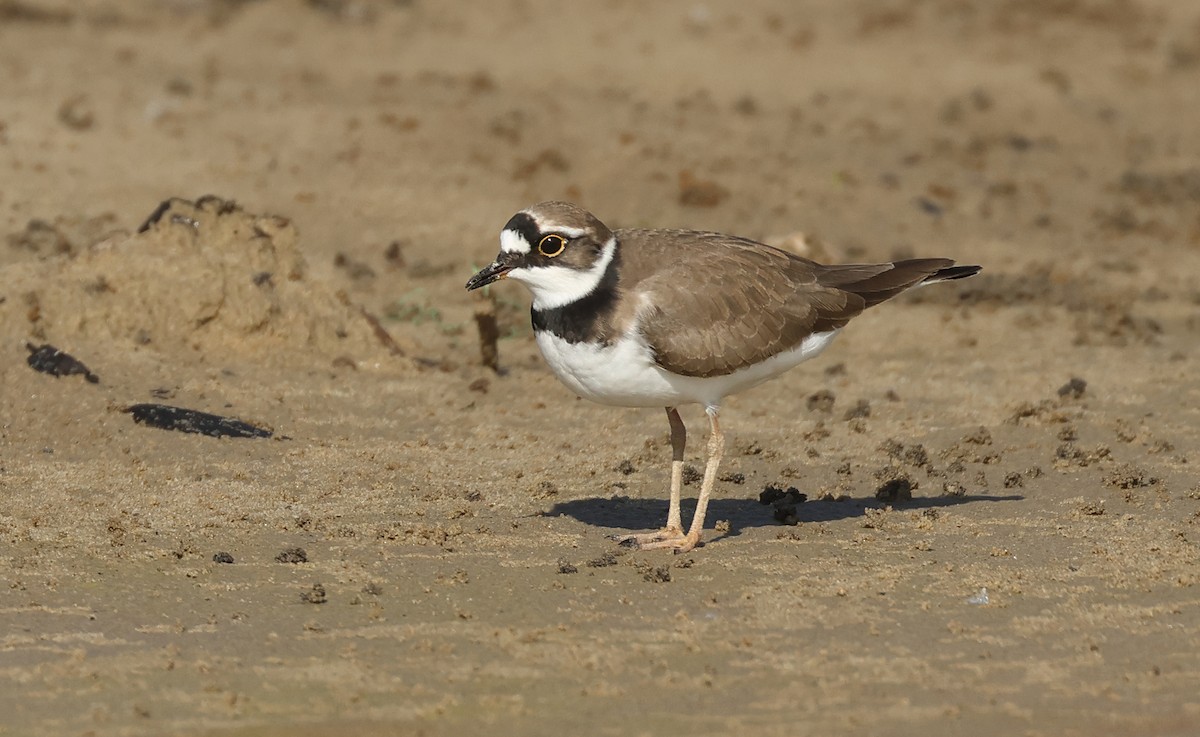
[4,0,1197,358]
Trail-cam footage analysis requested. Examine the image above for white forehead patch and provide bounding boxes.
[500,229,531,254]
[508,236,617,311]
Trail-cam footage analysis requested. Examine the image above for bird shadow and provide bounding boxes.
[545,492,1024,540]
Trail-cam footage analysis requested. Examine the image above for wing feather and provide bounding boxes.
[623,232,863,378]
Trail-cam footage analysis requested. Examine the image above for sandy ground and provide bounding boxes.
[2,1,1200,735]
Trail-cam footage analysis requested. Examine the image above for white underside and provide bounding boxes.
[535,328,841,409]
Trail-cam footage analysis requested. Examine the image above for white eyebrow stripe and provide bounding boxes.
[522,211,589,240]
[500,229,531,254]
[542,224,587,239]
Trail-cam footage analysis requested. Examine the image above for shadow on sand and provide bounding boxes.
[546,492,1024,540]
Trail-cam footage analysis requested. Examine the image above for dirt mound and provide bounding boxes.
[1,196,409,368]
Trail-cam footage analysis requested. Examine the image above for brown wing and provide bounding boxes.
[621,229,977,378]
[623,231,867,378]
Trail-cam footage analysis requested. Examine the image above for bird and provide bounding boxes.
[466,201,980,553]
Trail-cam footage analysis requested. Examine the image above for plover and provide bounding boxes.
[466,202,979,552]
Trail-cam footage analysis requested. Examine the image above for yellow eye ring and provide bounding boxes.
[538,234,567,257]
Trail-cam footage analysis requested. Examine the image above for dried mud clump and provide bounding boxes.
[759,485,805,505]
[806,389,836,413]
[803,421,831,442]
[1057,377,1088,399]
[879,438,931,471]
[1,196,405,366]
[843,399,871,420]
[374,522,464,550]
[1054,443,1111,469]
[300,583,327,604]
[942,481,966,497]
[1008,399,1073,425]
[587,551,620,567]
[759,485,807,525]
[556,559,578,574]
[276,547,308,564]
[640,564,672,583]
[875,477,915,504]
[1009,377,1094,426]
[942,427,1001,465]
[25,342,99,383]
[1103,463,1158,490]
[962,427,993,446]
[533,481,559,498]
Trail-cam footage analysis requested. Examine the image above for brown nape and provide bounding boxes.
[818,258,977,309]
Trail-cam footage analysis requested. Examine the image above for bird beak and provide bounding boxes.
[466,253,519,291]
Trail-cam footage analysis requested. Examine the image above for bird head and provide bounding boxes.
[466,202,617,310]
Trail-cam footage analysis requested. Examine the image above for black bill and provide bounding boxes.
[466,254,518,291]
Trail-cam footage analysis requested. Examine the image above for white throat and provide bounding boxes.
[509,236,617,311]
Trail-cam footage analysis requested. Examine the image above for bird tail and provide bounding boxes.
[817,259,981,309]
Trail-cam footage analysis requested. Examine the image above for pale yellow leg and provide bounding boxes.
[615,407,688,546]
[638,406,724,553]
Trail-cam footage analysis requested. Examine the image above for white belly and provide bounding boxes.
[534,329,840,409]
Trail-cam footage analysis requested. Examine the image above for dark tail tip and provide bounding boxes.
[925,264,981,283]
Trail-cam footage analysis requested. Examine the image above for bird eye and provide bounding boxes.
[537,234,567,257]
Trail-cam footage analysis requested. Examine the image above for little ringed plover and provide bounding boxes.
[466,201,980,553]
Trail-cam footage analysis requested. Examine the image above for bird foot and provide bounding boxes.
[613,528,702,553]
[613,527,684,547]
